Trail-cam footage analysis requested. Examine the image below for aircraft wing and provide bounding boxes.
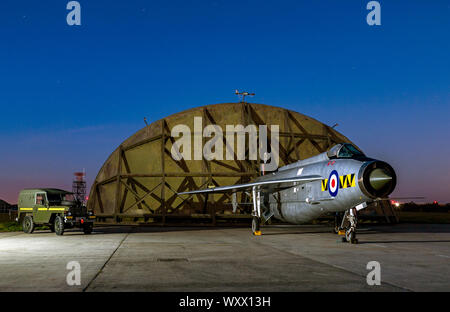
[178,175,323,195]
[374,197,425,201]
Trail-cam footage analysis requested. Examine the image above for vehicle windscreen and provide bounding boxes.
[47,193,63,204]
[47,193,76,205]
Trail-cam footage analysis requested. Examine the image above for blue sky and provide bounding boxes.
[0,0,449,203]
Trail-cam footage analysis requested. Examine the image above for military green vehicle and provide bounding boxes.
[17,188,95,235]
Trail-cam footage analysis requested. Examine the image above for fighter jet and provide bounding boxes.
[179,143,396,244]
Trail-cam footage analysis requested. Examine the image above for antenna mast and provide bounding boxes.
[73,171,87,204]
[235,90,255,103]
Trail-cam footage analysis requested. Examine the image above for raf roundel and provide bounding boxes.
[328,170,339,197]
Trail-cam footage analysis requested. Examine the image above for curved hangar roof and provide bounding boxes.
[88,102,356,224]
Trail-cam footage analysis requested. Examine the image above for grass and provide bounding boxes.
[0,221,49,232]
[0,222,23,232]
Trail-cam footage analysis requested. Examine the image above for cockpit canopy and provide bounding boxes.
[327,143,366,159]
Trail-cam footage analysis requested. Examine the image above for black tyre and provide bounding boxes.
[251,217,260,234]
[23,216,34,234]
[55,216,65,236]
[49,223,55,232]
[83,223,93,234]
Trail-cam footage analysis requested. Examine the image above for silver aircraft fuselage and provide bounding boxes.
[257,146,396,224]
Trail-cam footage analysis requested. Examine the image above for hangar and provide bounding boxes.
[88,102,396,224]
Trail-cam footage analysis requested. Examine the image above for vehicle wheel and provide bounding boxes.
[251,217,260,234]
[83,223,93,234]
[23,216,34,234]
[49,223,55,232]
[55,216,65,236]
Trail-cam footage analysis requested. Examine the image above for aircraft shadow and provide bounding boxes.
[359,224,450,234]
[25,223,450,236]
[358,240,450,244]
[262,230,332,236]
[260,223,450,236]
[75,225,245,235]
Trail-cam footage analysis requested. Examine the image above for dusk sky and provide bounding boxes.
[0,0,449,204]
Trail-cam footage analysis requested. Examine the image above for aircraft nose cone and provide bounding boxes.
[369,168,393,190]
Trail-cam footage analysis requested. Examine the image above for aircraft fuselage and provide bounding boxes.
[259,156,396,224]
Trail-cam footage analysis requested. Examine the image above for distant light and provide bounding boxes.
[395,202,400,207]
[433,200,438,205]
[85,196,89,201]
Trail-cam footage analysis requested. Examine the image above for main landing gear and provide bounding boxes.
[251,187,262,236]
[337,208,359,244]
[252,216,261,235]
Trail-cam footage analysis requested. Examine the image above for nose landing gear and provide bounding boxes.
[338,208,358,244]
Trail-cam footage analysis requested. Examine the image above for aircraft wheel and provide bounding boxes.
[346,229,357,244]
[251,217,260,234]
[23,216,34,234]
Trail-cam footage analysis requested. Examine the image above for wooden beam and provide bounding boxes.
[95,184,104,214]
[123,134,163,152]
[161,120,167,225]
[114,146,123,217]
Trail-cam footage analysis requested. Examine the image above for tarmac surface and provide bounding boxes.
[0,223,448,292]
